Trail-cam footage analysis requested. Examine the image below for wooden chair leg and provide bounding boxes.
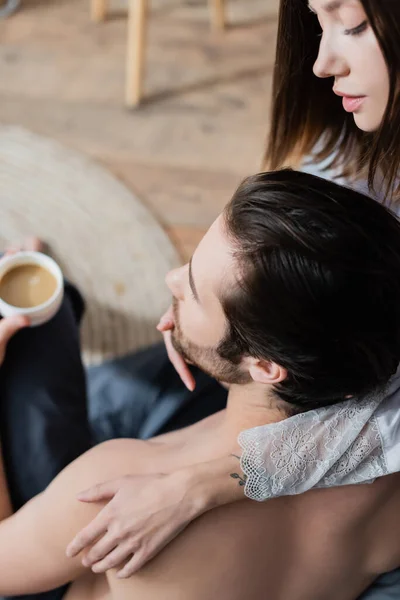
[209,0,226,31]
[125,0,148,108]
[91,0,108,22]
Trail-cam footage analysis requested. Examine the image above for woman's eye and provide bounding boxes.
[344,20,368,36]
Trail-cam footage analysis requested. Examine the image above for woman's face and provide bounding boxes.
[310,0,390,132]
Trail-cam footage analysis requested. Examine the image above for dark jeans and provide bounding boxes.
[0,283,397,600]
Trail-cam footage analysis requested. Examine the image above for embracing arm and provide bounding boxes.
[192,452,248,507]
[67,452,247,577]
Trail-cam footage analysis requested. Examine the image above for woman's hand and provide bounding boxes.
[0,315,29,366]
[66,455,246,577]
[0,242,38,357]
[66,469,205,578]
[156,305,195,391]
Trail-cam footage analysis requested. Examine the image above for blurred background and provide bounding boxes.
[0,0,278,360]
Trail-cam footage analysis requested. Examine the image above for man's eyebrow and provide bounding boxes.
[308,0,343,13]
[189,257,200,303]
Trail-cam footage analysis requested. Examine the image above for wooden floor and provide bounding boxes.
[0,0,278,261]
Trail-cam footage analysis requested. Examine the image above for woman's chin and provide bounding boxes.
[353,107,385,133]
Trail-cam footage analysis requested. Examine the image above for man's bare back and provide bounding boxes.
[48,408,400,600]
[0,401,398,600]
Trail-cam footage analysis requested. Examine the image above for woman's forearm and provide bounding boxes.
[183,452,247,517]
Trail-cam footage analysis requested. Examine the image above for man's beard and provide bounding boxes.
[171,298,250,385]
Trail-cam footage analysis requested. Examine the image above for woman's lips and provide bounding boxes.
[333,88,366,113]
[342,96,366,113]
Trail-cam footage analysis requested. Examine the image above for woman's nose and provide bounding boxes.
[165,265,187,300]
[313,34,350,79]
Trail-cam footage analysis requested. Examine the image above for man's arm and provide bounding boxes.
[0,440,123,595]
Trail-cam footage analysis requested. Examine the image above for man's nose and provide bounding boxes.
[165,265,187,300]
[313,34,349,79]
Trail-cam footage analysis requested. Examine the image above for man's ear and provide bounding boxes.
[248,359,287,385]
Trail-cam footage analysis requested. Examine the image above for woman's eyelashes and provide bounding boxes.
[315,17,368,38]
[344,20,368,36]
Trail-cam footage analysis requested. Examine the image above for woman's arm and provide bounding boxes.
[67,452,247,578]
[192,453,247,508]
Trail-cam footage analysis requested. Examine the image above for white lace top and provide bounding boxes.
[238,158,400,501]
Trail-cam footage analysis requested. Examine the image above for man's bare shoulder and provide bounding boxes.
[150,410,226,446]
[49,438,161,495]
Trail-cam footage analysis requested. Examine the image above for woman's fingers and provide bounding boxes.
[66,510,109,558]
[0,316,29,346]
[83,532,120,567]
[157,304,196,390]
[91,540,137,573]
[77,479,120,502]
[163,330,195,391]
[156,305,174,331]
[0,315,29,365]
[68,470,199,577]
[116,551,146,578]
[156,315,174,332]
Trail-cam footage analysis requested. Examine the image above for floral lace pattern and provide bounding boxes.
[238,391,390,502]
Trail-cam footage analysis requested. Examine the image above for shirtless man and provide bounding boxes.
[0,170,400,600]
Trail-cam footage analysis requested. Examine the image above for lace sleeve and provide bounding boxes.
[237,395,389,502]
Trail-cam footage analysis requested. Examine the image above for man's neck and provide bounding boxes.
[222,383,287,439]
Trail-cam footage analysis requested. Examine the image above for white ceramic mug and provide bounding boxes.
[0,251,64,327]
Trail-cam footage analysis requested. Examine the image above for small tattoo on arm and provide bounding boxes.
[230,472,247,486]
[230,453,247,487]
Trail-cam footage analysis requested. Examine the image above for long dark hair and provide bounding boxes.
[264,0,400,204]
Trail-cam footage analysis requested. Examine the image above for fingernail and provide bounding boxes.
[67,547,78,559]
[185,379,195,392]
[157,322,172,333]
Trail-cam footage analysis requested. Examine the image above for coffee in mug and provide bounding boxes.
[0,264,57,308]
[0,252,64,326]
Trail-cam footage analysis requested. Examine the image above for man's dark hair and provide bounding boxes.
[219,169,400,410]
